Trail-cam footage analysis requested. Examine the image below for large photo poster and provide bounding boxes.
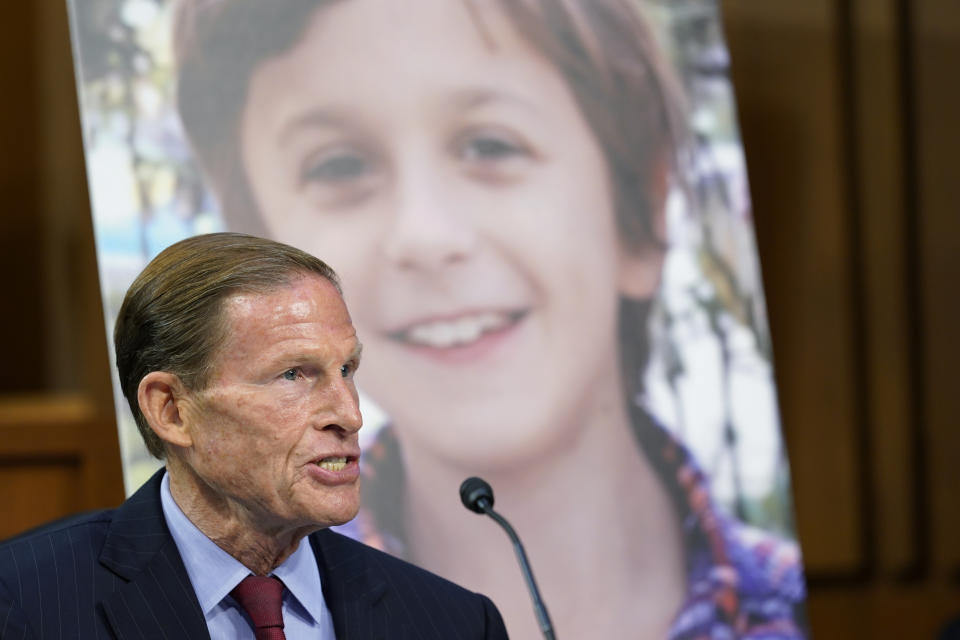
[67,0,807,636]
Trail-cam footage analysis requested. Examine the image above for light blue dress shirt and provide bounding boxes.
[160,471,337,639]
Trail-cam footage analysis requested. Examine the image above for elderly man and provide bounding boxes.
[0,233,507,639]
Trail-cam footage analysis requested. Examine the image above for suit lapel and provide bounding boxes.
[312,529,393,640]
[94,472,404,639]
[98,470,210,640]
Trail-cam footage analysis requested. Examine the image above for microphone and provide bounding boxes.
[459,477,557,640]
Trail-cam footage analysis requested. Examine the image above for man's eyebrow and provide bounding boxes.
[349,342,364,361]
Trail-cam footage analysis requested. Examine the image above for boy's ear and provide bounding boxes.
[137,371,194,449]
[617,243,666,299]
[618,150,670,299]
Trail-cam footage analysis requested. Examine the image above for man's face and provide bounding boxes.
[177,274,364,534]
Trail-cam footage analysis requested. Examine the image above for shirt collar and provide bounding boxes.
[159,470,327,625]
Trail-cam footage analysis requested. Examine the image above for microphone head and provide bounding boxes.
[459,476,494,513]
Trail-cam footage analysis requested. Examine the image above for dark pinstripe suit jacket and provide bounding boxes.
[0,471,508,639]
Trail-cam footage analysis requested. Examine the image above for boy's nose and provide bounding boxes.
[382,169,478,272]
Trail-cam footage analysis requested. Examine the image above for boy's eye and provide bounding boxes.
[462,135,523,161]
[303,151,371,184]
[455,127,531,165]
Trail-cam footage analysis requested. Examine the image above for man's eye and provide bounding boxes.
[340,362,357,379]
[282,368,300,381]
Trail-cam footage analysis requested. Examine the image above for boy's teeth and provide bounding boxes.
[404,312,511,348]
[317,457,347,471]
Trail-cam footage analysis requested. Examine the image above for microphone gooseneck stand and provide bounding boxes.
[459,476,557,640]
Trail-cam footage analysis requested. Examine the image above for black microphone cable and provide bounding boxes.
[459,476,557,640]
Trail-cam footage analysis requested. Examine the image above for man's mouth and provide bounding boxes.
[314,456,349,471]
[389,310,526,348]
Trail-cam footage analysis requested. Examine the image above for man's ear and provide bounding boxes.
[138,371,194,449]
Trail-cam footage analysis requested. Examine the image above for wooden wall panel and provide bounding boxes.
[723,0,866,577]
[913,0,960,578]
[0,1,45,394]
[0,461,82,540]
[0,395,123,515]
[36,0,112,402]
[851,0,917,576]
[722,0,960,635]
[806,585,960,640]
[0,0,123,538]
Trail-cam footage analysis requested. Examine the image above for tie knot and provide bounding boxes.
[230,575,286,637]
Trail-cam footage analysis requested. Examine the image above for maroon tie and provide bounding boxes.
[230,575,287,640]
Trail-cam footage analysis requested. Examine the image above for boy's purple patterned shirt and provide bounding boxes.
[338,418,807,639]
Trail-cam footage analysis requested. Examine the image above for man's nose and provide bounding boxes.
[318,378,363,435]
[381,166,477,272]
